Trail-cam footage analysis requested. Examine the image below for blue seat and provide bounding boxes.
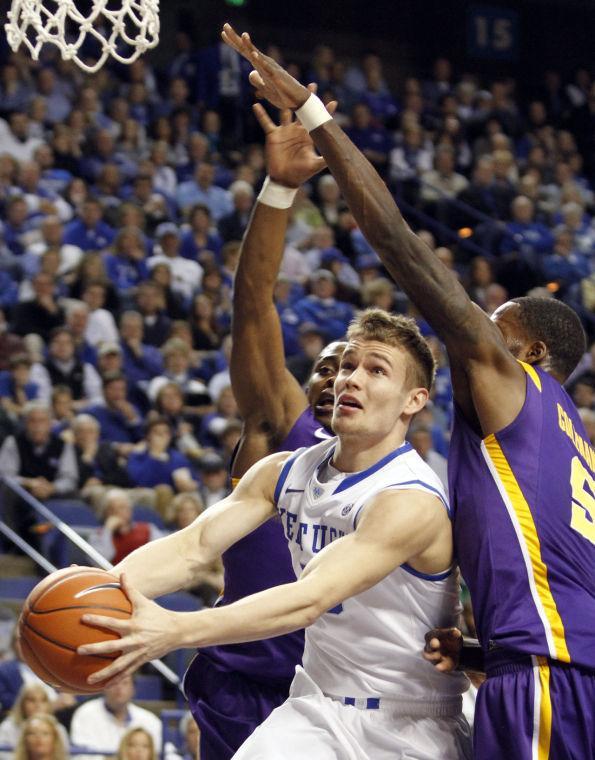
[157,592,202,612]
[134,673,163,700]
[41,501,101,569]
[133,505,166,529]
[0,575,39,600]
[161,709,187,755]
[44,500,100,528]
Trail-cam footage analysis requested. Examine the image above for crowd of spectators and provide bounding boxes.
[0,20,592,760]
[0,33,592,566]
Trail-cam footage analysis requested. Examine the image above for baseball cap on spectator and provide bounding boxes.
[355,252,382,271]
[298,321,325,338]
[198,452,226,473]
[310,269,336,283]
[98,342,122,356]
[320,247,348,266]
[155,222,180,239]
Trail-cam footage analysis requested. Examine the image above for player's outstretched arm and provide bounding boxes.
[108,452,287,599]
[78,488,451,685]
[231,103,333,475]
[221,24,526,436]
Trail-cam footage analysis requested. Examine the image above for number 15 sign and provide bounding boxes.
[467,5,520,61]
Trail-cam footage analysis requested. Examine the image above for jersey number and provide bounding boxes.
[569,456,595,545]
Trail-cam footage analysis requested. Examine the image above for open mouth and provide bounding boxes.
[337,394,363,411]
[315,391,335,413]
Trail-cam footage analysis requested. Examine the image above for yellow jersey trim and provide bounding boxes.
[518,360,542,392]
[536,656,552,760]
[483,436,570,663]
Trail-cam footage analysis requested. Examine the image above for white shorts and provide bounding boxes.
[233,668,472,760]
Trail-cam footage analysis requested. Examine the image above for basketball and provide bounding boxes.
[19,567,132,693]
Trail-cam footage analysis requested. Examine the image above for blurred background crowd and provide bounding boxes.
[0,1,593,755]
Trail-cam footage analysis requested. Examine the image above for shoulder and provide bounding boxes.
[129,702,161,727]
[73,697,102,717]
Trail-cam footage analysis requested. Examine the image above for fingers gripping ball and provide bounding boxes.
[19,567,132,693]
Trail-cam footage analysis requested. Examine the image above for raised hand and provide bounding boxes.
[255,95,335,188]
[221,23,310,111]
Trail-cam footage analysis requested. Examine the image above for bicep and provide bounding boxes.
[442,304,528,435]
[298,491,448,612]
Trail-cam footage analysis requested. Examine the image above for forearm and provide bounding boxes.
[233,201,289,319]
[174,579,321,649]
[310,121,476,341]
[114,528,207,599]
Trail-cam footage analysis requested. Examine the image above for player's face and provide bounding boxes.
[332,339,423,438]
[307,342,346,428]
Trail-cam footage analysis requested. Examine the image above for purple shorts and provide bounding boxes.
[474,652,595,759]
[184,653,292,760]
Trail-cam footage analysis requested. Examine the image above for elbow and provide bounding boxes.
[300,588,333,629]
[301,602,322,630]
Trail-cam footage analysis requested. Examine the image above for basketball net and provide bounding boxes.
[5,0,160,73]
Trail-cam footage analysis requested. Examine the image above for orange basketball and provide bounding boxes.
[19,567,132,693]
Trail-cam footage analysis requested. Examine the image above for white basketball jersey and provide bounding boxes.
[275,438,468,703]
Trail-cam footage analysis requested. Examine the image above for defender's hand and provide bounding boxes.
[222,23,310,111]
[254,95,336,188]
[423,626,463,672]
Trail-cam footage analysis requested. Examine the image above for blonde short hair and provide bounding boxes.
[117,727,157,760]
[346,308,435,389]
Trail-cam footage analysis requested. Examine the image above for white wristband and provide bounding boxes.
[295,93,333,133]
[257,176,298,209]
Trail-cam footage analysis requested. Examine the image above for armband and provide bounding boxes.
[257,176,298,209]
[295,93,333,133]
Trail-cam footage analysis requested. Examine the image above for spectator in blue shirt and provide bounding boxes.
[176,162,233,221]
[180,204,223,263]
[2,197,31,257]
[360,66,400,123]
[499,195,555,258]
[119,310,164,389]
[0,354,39,422]
[104,227,149,295]
[292,269,355,342]
[542,228,591,292]
[0,271,19,311]
[35,67,72,124]
[85,373,143,443]
[126,417,198,492]
[63,197,116,252]
[345,102,393,175]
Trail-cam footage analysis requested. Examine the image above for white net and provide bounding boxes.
[5,0,160,73]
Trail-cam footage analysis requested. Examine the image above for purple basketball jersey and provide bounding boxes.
[198,407,331,680]
[450,362,595,669]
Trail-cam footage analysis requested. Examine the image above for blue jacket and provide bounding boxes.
[292,296,355,342]
[84,404,143,443]
[63,219,116,251]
